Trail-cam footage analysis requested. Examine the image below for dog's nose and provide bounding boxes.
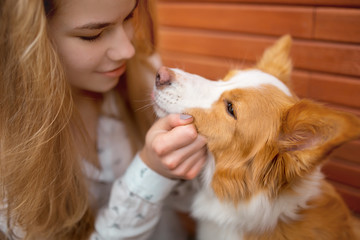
[156,66,172,87]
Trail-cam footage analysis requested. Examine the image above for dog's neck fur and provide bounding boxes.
[193,153,324,233]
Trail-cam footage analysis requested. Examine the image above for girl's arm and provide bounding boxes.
[90,154,178,240]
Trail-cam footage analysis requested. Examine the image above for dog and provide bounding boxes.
[152,35,360,240]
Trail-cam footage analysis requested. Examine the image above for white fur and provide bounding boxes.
[192,162,324,240]
[153,68,292,117]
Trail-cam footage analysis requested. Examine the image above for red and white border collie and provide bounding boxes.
[153,36,360,240]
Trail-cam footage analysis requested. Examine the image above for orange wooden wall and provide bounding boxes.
[155,0,360,214]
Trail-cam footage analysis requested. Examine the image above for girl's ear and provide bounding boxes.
[256,35,293,86]
[277,99,360,178]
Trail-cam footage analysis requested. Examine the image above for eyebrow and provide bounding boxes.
[74,0,139,30]
[75,22,112,30]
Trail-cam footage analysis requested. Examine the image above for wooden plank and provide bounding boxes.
[332,140,360,165]
[160,50,242,79]
[159,29,360,77]
[290,70,311,98]
[329,180,360,213]
[323,157,360,188]
[159,29,269,63]
[314,0,360,6]
[307,73,360,108]
[293,40,360,77]
[324,102,360,118]
[157,3,313,38]
[158,0,360,7]
[314,8,360,43]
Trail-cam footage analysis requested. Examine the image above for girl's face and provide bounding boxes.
[48,0,136,94]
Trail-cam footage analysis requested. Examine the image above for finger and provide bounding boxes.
[171,146,207,178]
[161,134,207,169]
[178,134,207,161]
[184,154,207,179]
[152,114,194,133]
[152,124,199,156]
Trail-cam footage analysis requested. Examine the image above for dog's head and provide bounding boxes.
[153,35,360,203]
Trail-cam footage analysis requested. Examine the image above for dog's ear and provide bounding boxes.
[277,100,360,179]
[256,35,292,86]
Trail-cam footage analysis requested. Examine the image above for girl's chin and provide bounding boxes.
[71,78,120,96]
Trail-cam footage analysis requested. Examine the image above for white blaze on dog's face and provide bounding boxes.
[153,35,360,203]
[154,67,293,150]
[154,68,292,116]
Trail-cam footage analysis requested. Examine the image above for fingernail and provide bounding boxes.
[180,114,192,120]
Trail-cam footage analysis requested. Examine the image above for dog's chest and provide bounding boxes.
[191,164,324,240]
[191,188,280,234]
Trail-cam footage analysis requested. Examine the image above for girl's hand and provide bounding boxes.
[140,114,207,180]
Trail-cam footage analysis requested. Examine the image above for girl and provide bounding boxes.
[0,0,207,239]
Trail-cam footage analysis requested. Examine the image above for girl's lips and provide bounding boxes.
[101,64,126,78]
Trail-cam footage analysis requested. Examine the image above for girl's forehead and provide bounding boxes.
[53,0,136,26]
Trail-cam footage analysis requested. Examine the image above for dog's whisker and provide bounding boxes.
[134,103,154,113]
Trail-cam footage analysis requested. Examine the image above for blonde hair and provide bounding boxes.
[0,0,158,239]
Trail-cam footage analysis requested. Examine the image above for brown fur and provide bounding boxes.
[223,70,240,82]
[244,181,357,240]
[184,35,360,239]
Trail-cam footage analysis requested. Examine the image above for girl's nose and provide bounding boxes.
[107,26,135,61]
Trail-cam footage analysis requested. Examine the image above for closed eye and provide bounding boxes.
[124,0,138,22]
[124,11,134,22]
[225,100,237,119]
[79,32,102,42]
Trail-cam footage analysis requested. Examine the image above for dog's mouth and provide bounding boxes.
[152,90,170,117]
[153,101,169,118]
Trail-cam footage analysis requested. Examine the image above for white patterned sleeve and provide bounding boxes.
[90,154,178,240]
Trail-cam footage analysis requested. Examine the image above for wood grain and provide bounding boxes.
[158,3,313,38]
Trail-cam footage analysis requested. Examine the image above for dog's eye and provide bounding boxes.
[225,101,236,119]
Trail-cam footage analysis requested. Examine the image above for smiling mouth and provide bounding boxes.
[102,64,126,78]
